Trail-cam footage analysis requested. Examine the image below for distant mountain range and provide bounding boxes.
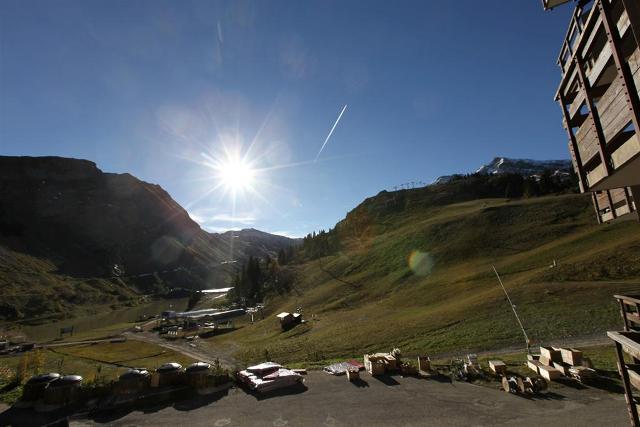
[433,157,572,184]
[210,228,301,262]
[0,156,296,320]
[0,154,573,322]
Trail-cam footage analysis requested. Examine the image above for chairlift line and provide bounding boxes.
[108,260,240,280]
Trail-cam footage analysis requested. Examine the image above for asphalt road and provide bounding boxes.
[69,371,629,427]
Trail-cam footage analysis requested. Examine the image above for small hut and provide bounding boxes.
[185,362,213,391]
[276,312,293,329]
[417,356,431,373]
[156,362,184,387]
[276,312,303,330]
[17,373,61,407]
[115,369,150,395]
[41,375,83,410]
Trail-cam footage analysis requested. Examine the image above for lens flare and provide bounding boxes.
[408,250,434,276]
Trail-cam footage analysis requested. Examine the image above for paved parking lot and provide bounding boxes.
[67,371,628,427]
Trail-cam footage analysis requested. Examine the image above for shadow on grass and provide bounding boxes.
[349,378,369,388]
[372,375,400,386]
[0,380,19,394]
[199,327,238,338]
[318,258,362,289]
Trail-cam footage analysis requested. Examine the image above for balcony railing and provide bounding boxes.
[593,187,637,222]
[556,0,640,192]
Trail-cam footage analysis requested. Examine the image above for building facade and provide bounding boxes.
[551,0,640,222]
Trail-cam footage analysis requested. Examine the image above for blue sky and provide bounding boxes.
[0,0,573,237]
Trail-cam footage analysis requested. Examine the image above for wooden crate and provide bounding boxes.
[417,356,431,372]
[489,360,506,375]
[368,361,385,376]
[538,365,562,381]
[540,347,562,363]
[560,348,583,366]
[384,355,398,371]
[527,360,544,374]
[539,356,552,366]
[552,361,571,376]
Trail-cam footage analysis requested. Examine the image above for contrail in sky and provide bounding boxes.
[315,104,347,162]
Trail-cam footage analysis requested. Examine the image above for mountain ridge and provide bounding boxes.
[0,155,296,321]
[434,156,572,184]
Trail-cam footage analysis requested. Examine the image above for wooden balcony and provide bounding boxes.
[597,74,631,141]
[593,187,637,222]
[556,0,640,194]
[575,120,600,163]
[608,329,640,425]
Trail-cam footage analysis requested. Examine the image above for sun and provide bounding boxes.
[218,157,256,192]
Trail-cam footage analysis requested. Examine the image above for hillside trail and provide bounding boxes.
[424,332,612,361]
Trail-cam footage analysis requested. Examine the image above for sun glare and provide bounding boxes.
[218,157,255,192]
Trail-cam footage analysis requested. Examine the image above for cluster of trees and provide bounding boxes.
[442,170,578,199]
[300,229,341,260]
[276,246,296,266]
[228,253,296,306]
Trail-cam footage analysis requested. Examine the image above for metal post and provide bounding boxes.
[492,266,531,355]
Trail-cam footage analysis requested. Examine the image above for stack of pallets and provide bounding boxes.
[527,346,595,382]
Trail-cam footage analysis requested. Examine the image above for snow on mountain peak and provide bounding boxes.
[435,157,572,185]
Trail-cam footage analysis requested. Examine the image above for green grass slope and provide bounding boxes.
[204,193,640,365]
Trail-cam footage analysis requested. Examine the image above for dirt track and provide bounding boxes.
[124,332,237,368]
[425,333,612,362]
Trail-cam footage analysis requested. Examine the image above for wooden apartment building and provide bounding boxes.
[549,0,640,222]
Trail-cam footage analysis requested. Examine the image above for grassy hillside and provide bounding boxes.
[0,246,141,322]
[202,192,640,365]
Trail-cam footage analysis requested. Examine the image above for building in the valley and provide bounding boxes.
[546,0,640,223]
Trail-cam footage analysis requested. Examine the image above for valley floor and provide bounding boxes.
[68,371,627,427]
